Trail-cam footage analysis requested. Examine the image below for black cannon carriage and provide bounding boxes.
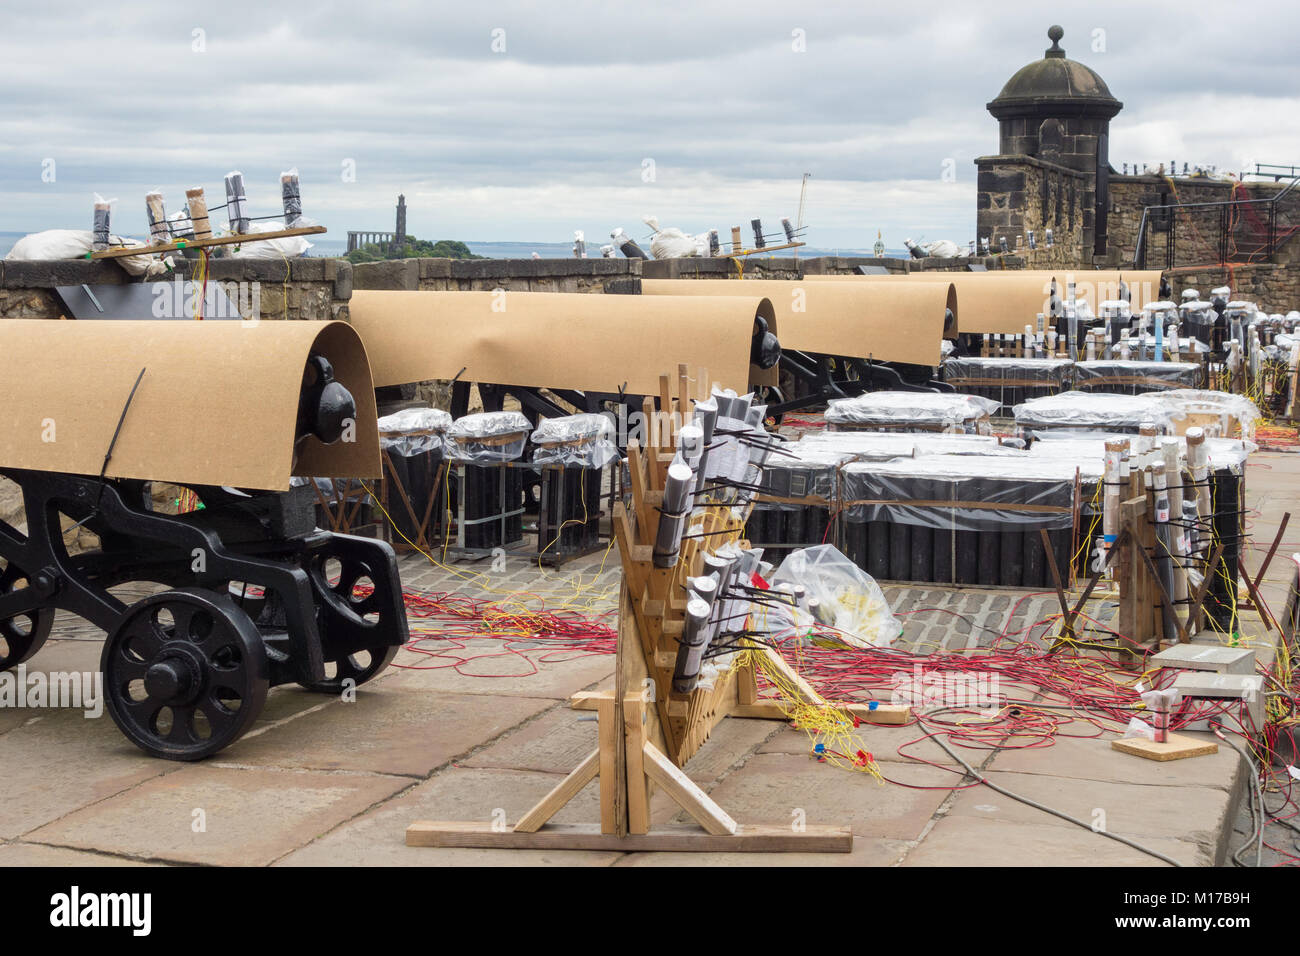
[0,318,409,760]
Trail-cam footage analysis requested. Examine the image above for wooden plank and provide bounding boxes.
[406,820,853,852]
[597,695,619,834]
[736,663,758,706]
[1110,733,1218,762]
[720,240,806,260]
[89,225,327,259]
[623,696,651,835]
[512,747,600,833]
[759,644,823,705]
[730,700,911,725]
[641,741,737,835]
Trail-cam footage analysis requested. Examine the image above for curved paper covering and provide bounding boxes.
[0,319,379,491]
[640,278,954,366]
[807,269,1166,331]
[350,289,776,394]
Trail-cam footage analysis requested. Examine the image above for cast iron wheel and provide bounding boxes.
[0,557,54,671]
[299,550,399,693]
[101,587,268,760]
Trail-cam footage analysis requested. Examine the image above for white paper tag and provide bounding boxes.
[1288,765,1300,781]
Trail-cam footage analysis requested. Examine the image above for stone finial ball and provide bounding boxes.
[1048,25,1064,43]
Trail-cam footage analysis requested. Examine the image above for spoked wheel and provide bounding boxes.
[101,587,268,760]
[300,547,401,693]
[0,557,54,671]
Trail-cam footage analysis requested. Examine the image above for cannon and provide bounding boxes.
[642,278,958,418]
[0,319,408,760]
[349,289,781,431]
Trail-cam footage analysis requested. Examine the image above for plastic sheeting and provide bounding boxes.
[1026,433,1255,475]
[446,411,531,463]
[530,413,619,468]
[377,407,453,455]
[839,455,1096,531]
[1073,360,1203,391]
[825,391,999,429]
[767,545,900,648]
[756,432,1030,504]
[1142,389,1263,441]
[1013,391,1183,433]
[943,356,1074,385]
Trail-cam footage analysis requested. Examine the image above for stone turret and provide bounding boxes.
[977,26,1123,261]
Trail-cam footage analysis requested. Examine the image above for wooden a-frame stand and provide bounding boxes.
[407,366,904,853]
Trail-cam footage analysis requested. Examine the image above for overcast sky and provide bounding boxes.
[2,0,1298,250]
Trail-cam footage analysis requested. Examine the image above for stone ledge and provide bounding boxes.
[0,256,352,288]
[975,153,1090,179]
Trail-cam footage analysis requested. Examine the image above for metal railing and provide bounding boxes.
[1133,172,1300,270]
[1245,163,1300,182]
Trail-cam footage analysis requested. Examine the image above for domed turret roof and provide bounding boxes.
[988,26,1122,119]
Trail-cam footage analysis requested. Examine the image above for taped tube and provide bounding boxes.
[225,172,249,234]
[281,168,304,228]
[92,195,112,251]
[1186,427,1210,557]
[186,187,212,241]
[1151,461,1178,643]
[145,191,168,244]
[672,598,713,694]
[1103,439,1125,574]
[653,457,695,568]
[1161,438,1190,610]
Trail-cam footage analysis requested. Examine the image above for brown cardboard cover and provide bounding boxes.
[806,269,1166,331]
[349,289,775,394]
[640,279,953,365]
[0,319,379,491]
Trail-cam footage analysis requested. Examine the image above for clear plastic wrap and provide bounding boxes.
[839,455,1095,531]
[943,356,1074,385]
[531,413,619,468]
[1073,360,1203,391]
[1142,389,1262,441]
[766,545,900,649]
[757,432,1026,504]
[377,406,453,456]
[1013,390,1182,433]
[825,391,999,429]
[446,411,531,463]
[1027,433,1255,475]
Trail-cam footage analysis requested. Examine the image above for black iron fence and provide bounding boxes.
[1134,174,1298,270]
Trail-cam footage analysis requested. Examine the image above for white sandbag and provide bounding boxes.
[5,228,158,277]
[643,213,699,259]
[226,221,312,259]
[923,239,962,258]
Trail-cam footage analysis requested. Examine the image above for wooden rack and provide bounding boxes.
[407,365,905,853]
[88,225,327,260]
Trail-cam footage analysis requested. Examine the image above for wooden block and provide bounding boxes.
[406,821,852,852]
[89,224,327,259]
[1110,733,1218,762]
[512,748,601,832]
[641,741,737,835]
